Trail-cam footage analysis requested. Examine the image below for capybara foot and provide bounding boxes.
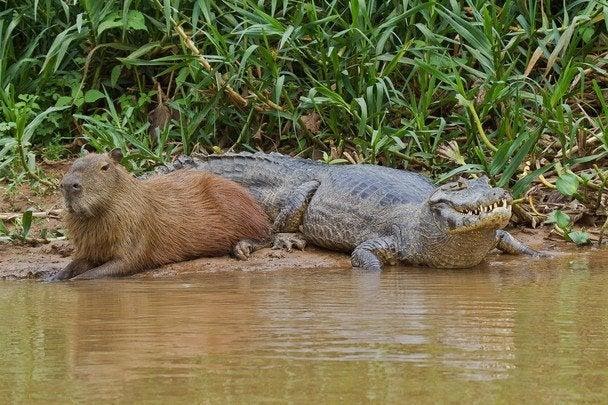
[44,269,72,282]
[233,240,254,260]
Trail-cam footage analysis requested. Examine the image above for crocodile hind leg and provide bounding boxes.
[232,239,271,260]
[270,180,320,252]
[232,181,319,258]
[496,230,546,256]
[351,237,397,272]
[232,234,308,259]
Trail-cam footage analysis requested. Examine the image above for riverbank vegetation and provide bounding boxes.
[1,0,607,243]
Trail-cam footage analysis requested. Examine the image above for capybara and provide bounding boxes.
[47,149,270,281]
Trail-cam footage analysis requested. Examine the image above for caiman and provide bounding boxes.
[146,152,544,271]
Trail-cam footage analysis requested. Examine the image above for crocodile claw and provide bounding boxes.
[272,233,307,252]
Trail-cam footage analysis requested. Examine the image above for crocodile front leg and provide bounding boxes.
[496,230,545,256]
[267,180,319,253]
[351,236,398,272]
[273,180,320,232]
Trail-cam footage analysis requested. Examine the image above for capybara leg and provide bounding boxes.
[45,259,93,282]
[271,233,307,252]
[232,239,271,260]
[70,260,133,280]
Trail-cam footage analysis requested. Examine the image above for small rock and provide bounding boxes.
[46,241,74,257]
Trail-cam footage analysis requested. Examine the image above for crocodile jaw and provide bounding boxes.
[446,204,512,234]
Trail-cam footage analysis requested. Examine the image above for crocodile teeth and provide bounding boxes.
[502,199,507,208]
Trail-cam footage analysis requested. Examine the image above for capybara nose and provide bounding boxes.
[62,178,81,193]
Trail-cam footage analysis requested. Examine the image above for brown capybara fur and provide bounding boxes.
[48,149,270,281]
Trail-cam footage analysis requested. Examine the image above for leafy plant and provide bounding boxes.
[0,209,33,242]
[0,0,607,246]
[545,210,591,246]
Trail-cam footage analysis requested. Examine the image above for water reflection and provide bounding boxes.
[1,251,608,402]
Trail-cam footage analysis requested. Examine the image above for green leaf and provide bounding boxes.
[84,89,105,103]
[98,13,122,35]
[556,173,579,196]
[278,25,294,50]
[489,140,512,176]
[436,164,486,184]
[512,164,554,198]
[73,95,84,107]
[127,10,147,31]
[23,105,69,143]
[354,97,367,138]
[568,230,590,246]
[110,65,123,87]
[55,96,73,107]
[21,210,33,239]
[580,26,594,44]
[545,210,571,231]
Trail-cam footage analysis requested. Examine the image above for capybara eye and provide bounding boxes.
[100,164,110,171]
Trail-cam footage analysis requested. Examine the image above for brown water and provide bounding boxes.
[1,252,608,403]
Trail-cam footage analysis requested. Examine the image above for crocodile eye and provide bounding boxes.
[443,181,467,191]
[431,201,449,212]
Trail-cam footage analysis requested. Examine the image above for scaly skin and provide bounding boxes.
[146,152,544,270]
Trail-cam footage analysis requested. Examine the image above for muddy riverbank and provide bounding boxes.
[0,226,581,280]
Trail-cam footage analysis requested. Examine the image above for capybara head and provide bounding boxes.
[61,149,126,217]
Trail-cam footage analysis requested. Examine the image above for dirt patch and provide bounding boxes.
[1,160,68,241]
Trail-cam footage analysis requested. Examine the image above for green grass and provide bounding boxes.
[0,0,607,232]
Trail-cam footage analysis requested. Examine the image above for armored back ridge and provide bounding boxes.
[150,152,544,270]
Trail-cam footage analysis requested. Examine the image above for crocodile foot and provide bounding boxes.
[351,249,383,272]
[272,233,307,252]
[232,239,270,260]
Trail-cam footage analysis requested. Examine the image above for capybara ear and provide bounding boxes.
[109,148,123,163]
